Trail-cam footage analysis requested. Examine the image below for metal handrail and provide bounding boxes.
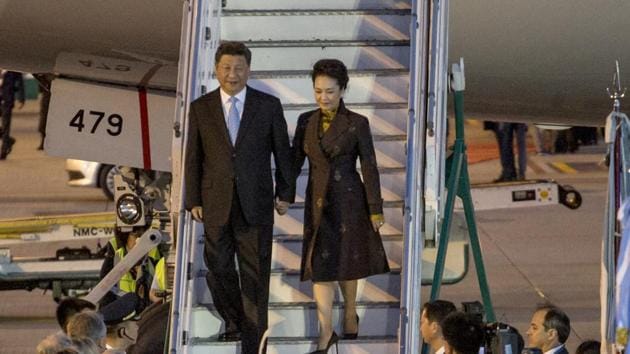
[400,0,450,352]
[399,0,429,352]
[168,0,222,352]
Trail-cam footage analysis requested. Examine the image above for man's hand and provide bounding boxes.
[275,197,289,215]
[191,206,203,222]
[16,101,24,109]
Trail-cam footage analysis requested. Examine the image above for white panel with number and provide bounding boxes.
[45,79,175,172]
[55,52,178,90]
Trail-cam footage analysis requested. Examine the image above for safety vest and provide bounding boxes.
[113,246,161,294]
[108,237,118,249]
[154,258,166,291]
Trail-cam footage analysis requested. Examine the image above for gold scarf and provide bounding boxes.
[321,108,337,133]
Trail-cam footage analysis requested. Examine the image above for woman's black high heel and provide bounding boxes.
[309,331,339,354]
[343,314,360,340]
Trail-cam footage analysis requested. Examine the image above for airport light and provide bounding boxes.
[116,193,143,225]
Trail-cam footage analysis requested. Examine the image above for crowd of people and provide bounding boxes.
[36,224,170,353]
[421,299,600,354]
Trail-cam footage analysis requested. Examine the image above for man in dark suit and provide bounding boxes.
[526,304,571,354]
[184,41,294,354]
[0,70,25,160]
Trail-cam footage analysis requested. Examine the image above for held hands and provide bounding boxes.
[370,214,385,232]
[275,197,290,215]
[191,206,203,222]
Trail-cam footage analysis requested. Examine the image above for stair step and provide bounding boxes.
[189,335,398,354]
[193,241,468,304]
[223,9,411,16]
[248,43,410,71]
[195,269,402,305]
[207,70,408,105]
[224,0,411,11]
[246,39,410,48]
[190,301,400,338]
[284,104,408,136]
[221,12,410,42]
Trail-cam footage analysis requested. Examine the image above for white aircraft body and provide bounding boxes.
[1,1,628,125]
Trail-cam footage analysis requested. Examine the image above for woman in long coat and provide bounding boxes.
[292,59,390,353]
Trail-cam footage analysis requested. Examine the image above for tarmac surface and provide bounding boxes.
[0,102,607,352]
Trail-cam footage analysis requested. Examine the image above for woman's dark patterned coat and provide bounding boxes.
[292,101,390,282]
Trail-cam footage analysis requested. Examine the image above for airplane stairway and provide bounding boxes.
[182,0,467,352]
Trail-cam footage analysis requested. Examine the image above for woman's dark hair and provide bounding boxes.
[311,59,349,90]
[215,41,252,65]
[576,340,600,354]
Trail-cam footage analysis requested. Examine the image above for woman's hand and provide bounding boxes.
[191,206,203,222]
[275,197,290,215]
[370,214,385,232]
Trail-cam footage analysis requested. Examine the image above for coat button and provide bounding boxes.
[334,170,342,182]
[232,153,236,158]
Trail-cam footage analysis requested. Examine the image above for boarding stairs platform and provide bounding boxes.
[171,0,467,353]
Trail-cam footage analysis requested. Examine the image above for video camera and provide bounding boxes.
[462,301,524,354]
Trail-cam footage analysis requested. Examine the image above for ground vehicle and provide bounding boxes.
[65,159,118,200]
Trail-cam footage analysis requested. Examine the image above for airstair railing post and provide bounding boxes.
[167,0,199,351]
[399,0,430,353]
[168,0,222,351]
[429,60,496,322]
[429,140,462,300]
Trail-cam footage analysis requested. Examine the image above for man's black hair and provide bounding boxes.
[575,340,600,354]
[56,297,96,332]
[442,312,485,354]
[422,299,457,324]
[536,304,571,344]
[214,41,252,65]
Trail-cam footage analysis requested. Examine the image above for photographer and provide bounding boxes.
[441,311,485,354]
[526,304,570,354]
[421,300,457,354]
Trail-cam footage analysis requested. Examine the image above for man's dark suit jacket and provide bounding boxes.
[184,86,294,227]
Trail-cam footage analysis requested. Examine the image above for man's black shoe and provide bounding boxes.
[6,137,15,154]
[217,331,241,342]
[493,175,516,183]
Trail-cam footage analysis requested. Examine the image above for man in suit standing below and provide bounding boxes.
[0,70,25,160]
[184,41,294,354]
[526,304,571,354]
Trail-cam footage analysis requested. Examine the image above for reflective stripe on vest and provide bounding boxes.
[113,246,161,294]
[154,258,166,291]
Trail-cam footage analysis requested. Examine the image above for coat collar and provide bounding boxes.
[319,99,351,157]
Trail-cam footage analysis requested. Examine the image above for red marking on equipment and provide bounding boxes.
[138,88,151,170]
